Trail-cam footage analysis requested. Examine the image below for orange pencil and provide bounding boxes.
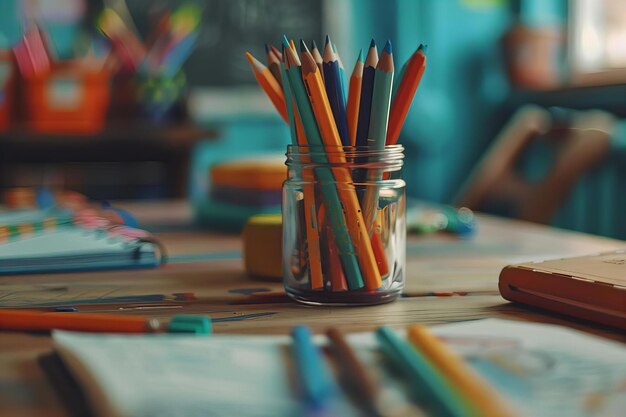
[386,44,427,145]
[0,309,162,333]
[347,50,364,146]
[299,41,382,291]
[245,52,289,123]
[311,40,324,81]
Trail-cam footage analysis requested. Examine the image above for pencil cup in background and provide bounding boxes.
[283,144,406,305]
[136,70,187,122]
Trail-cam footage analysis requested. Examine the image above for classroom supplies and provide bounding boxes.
[323,36,349,146]
[376,326,471,417]
[1,309,210,335]
[245,52,289,123]
[407,324,515,417]
[247,36,425,305]
[291,326,338,411]
[387,44,427,145]
[242,214,283,279]
[40,319,626,417]
[197,156,285,232]
[346,50,363,146]
[499,250,626,330]
[355,39,378,147]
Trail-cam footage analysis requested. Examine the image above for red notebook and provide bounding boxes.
[499,250,626,330]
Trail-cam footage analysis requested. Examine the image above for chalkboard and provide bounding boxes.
[118,0,323,87]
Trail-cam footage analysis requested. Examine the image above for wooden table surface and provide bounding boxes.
[1,201,624,416]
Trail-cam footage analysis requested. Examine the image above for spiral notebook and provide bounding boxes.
[0,208,160,275]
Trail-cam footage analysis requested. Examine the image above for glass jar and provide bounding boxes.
[283,144,406,306]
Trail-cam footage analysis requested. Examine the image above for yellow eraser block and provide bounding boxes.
[242,214,283,279]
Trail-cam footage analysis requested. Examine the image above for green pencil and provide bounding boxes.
[362,40,395,230]
[280,56,298,145]
[376,327,473,417]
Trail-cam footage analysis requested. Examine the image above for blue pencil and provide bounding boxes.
[291,326,337,410]
[355,39,378,147]
[322,35,349,146]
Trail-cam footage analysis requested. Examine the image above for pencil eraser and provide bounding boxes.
[242,214,283,280]
[168,315,212,335]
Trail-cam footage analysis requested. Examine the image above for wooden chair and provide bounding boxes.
[455,105,613,224]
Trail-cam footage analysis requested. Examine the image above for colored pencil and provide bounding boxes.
[283,39,364,290]
[299,41,382,291]
[311,40,324,80]
[0,309,162,333]
[282,50,324,290]
[291,326,337,410]
[408,325,516,417]
[326,328,379,403]
[332,42,347,98]
[362,40,395,229]
[386,44,427,145]
[376,327,472,417]
[270,44,283,61]
[245,52,289,123]
[355,39,378,147]
[346,50,364,147]
[323,36,349,146]
[266,44,282,83]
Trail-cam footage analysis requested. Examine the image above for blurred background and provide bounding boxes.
[1,0,625,237]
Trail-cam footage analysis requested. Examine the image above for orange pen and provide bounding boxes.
[0,309,162,333]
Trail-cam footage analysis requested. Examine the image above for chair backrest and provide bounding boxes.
[455,105,611,224]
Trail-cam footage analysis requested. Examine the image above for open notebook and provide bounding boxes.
[0,226,159,275]
[47,319,626,417]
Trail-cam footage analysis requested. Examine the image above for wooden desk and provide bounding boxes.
[1,201,624,416]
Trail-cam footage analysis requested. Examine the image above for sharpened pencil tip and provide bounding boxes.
[357,49,364,62]
[264,44,270,54]
[419,43,428,54]
[299,39,308,52]
[369,38,376,49]
[383,39,392,54]
[311,39,318,50]
[325,34,331,46]
[282,35,290,48]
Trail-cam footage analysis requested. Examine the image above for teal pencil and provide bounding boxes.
[376,327,472,417]
[332,42,347,99]
[367,40,394,148]
[282,36,364,290]
[361,40,394,230]
[280,51,298,145]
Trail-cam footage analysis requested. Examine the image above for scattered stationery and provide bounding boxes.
[42,319,626,417]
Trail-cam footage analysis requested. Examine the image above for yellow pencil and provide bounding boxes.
[299,41,382,291]
[408,325,518,417]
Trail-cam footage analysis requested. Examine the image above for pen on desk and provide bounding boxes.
[376,326,472,417]
[0,309,162,333]
[326,327,381,415]
[291,326,337,413]
[408,325,516,417]
[0,309,212,334]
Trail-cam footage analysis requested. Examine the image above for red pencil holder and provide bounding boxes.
[0,52,15,132]
[23,62,111,134]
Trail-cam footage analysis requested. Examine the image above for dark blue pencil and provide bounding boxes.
[355,39,378,147]
[322,35,349,146]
